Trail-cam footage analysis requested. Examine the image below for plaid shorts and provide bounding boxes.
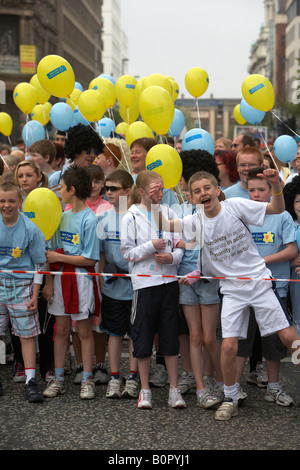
[0,277,41,338]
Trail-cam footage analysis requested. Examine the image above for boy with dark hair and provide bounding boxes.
[0,181,46,402]
[97,169,136,399]
[43,165,100,400]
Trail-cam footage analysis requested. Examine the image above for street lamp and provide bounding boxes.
[122,58,129,75]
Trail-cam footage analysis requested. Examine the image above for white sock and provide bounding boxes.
[224,384,238,404]
[25,368,36,384]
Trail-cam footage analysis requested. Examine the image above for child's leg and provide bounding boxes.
[76,317,94,377]
[220,337,239,387]
[19,336,36,369]
[108,334,123,375]
[201,303,222,383]
[164,355,179,388]
[54,316,72,369]
[182,304,204,391]
[138,356,151,389]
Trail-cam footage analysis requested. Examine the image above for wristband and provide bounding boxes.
[272,188,282,196]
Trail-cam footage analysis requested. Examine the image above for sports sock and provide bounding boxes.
[55,367,64,382]
[224,384,238,404]
[25,368,35,384]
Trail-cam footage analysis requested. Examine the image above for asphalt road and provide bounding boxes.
[1,341,300,459]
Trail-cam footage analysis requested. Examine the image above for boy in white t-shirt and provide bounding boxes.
[154,169,300,421]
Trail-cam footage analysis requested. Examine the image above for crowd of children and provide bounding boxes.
[0,127,300,422]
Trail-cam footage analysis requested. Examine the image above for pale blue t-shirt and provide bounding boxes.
[0,212,46,279]
[223,182,249,199]
[97,207,133,301]
[249,211,295,297]
[50,207,100,274]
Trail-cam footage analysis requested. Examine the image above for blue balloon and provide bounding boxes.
[96,117,116,138]
[296,228,300,251]
[74,81,84,92]
[22,120,45,147]
[50,102,74,131]
[168,109,185,137]
[182,128,215,155]
[273,135,298,163]
[99,74,115,86]
[72,106,89,126]
[240,98,265,125]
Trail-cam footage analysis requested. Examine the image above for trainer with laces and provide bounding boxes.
[215,397,238,421]
[264,384,293,407]
[106,377,122,399]
[137,389,152,409]
[178,370,196,395]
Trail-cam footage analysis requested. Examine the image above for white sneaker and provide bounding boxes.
[214,398,238,421]
[122,378,139,398]
[137,389,152,409]
[264,385,293,407]
[43,378,65,398]
[149,364,168,388]
[168,387,186,408]
[178,370,196,395]
[80,380,95,400]
[106,378,122,398]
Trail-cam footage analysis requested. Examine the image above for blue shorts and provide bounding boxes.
[0,277,40,338]
[179,279,220,305]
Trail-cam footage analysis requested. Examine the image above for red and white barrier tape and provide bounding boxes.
[0,269,300,282]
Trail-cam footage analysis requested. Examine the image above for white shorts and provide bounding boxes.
[219,279,290,339]
[48,269,95,321]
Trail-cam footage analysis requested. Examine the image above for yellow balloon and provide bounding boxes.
[139,86,175,136]
[37,55,75,98]
[23,188,62,240]
[30,74,51,104]
[66,88,82,110]
[135,77,145,99]
[242,74,275,112]
[142,73,173,95]
[125,121,154,147]
[89,77,116,108]
[116,122,129,135]
[119,99,139,124]
[115,75,137,108]
[31,104,50,126]
[233,104,247,125]
[169,79,180,101]
[43,102,52,114]
[78,89,106,122]
[0,112,13,137]
[146,144,182,189]
[13,82,37,115]
[185,67,209,98]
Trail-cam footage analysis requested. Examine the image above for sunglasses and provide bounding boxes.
[85,148,101,155]
[104,185,124,192]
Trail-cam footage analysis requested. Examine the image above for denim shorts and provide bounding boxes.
[179,279,220,305]
[0,277,40,338]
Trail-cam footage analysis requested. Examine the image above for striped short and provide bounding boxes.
[0,277,40,338]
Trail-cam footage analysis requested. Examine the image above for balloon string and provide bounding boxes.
[195,98,201,127]
[43,106,49,139]
[271,110,300,139]
[258,130,280,172]
[0,153,11,172]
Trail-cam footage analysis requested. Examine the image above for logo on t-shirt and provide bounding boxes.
[0,246,22,258]
[252,232,275,244]
[61,231,80,246]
